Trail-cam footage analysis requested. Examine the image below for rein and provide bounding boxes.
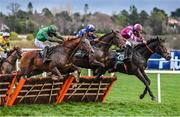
[5,59,14,65]
[145,43,153,53]
[96,40,112,46]
[4,54,17,65]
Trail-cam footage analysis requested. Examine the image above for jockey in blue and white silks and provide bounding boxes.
[76,24,97,53]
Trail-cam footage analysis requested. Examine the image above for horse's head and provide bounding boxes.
[81,32,95,53]
[96,30,124,49]
[111,30,125,48]
[151,37,171,60]
[10,46,22,59]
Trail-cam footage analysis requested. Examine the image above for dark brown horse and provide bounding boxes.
[0,47,22,74]
[20,34,90,79]
[96,37,171,100]
[72,30,124,78]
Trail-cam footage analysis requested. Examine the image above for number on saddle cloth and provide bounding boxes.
[115,49,125,64]
[74,49,88,58]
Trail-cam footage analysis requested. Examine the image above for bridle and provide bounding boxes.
[4,50,21,65]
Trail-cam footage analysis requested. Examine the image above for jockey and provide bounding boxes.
[120,23,146,62]
[35,25,64,63]
[76,24,97,53]
[0,32,10,62]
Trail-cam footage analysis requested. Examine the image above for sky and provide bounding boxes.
[0,0,180,16]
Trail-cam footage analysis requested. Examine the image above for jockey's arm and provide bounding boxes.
[54,32,64,41]
[131,33,145,43]
[42,32,49,40]
[48,37,63,44]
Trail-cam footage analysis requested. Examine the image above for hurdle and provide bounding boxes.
[0,75,116,107]
[62,76,116,103]
[0,73,18,106]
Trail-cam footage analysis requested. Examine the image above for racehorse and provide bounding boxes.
[72,30,124,78]
[0,46,22,106]
[0,46,22,74]
[96,37,171,100]
[19,34,90,80]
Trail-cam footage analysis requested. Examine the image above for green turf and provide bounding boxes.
[0,73,180,116]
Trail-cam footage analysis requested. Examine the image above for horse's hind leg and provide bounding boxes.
[136,69,156,100]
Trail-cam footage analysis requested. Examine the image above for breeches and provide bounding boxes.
[34,38,46,49]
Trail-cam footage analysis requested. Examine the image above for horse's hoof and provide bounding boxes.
[52,77,59,81]
[139,94,144,99]
[75,78,79,83]
[151,97,156,101]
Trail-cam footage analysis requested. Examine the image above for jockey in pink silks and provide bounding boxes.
[120,23,146,62]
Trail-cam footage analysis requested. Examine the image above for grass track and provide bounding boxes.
[0,73,180,116]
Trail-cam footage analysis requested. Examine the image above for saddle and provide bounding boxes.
[39,47,54,58]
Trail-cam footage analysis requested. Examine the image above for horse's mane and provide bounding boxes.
[134,37,159,50]
[64,36,80,42]
[7,47,17,56]
[50,36,81,50]
[98,32,112,41]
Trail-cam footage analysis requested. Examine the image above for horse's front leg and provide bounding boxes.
[139,70,152,99]
[136,69,156,101]
[90,58,105,68]
[51,67,64,80]
[71,64,81,82]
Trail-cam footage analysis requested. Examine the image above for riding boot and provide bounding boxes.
[123,45,132,63]
[43,46,51,63]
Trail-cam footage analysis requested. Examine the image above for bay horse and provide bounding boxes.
[0,46,22,106]
[0,47,22,74]
[19,34,90,79]
[72,30,124,78]
[98,37,171,100]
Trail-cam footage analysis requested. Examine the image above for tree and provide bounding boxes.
[128,5,140,24]
[83,3,89,24]
[84,3,88,15]
[121,10,129,17]
[17,10,28,19]
[7,2,20,16]
[6,2,20,31]
[42,8,53,17]
[28,2,33,14]
[56,11,72,21]
[73,12,80,21]
[171,8,180,17]
[150,7,168,34]
[139,10,149,25]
